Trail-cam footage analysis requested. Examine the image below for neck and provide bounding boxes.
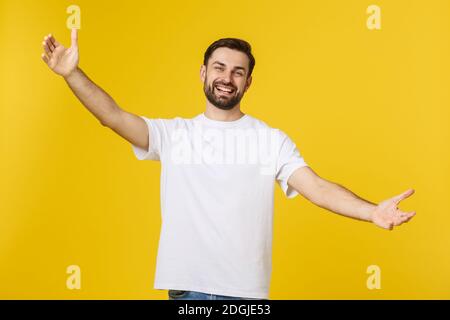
[204,103,245,121]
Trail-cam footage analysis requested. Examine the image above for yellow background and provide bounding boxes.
[1,0,449,299]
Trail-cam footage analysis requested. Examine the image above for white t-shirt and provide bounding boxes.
[131,112,309,299]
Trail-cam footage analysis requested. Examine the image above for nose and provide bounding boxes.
[221,70,232,83]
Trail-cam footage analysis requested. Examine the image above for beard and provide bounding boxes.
[203,77,245,110]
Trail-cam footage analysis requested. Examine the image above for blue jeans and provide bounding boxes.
[168,289,266,300]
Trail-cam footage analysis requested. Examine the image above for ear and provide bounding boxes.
[244,75,252,92]
[200,65,206,82]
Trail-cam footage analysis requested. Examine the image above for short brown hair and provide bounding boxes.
[203,38,255,78]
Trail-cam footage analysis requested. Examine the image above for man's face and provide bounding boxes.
[201,47,252,110]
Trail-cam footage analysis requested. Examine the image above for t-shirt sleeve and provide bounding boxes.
[275,130,309,198]
[131,116,166,161]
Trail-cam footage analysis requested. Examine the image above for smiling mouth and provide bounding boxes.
[215,84,235,96]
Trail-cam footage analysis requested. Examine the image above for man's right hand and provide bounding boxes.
[41,29,79,78]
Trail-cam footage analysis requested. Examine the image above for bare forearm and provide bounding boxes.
[64,67,121,126]
[314,179,376,222]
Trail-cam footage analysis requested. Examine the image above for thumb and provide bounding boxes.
[393,188,415,205]
[71,28,78,48]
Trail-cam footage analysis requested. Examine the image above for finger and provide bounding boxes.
[41,52,49,64]
[70,28,78,48]
[48,33,60,48]
[405,211,416,217]
[394,218,407,226]
[42,40,52,56]
[393,188,415,205]
[44,35,55,52]
[398,210,416,218]
[381,220,394,230]
[396,209,408,216]
[394,211,416,225]
[393,216,405,226]
[46,35,55,51]
[403,211,416,221]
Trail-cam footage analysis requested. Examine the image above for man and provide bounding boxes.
[41,29,416,300]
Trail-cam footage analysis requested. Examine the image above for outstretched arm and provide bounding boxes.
[287,166,416,230]
[41,29,150,151]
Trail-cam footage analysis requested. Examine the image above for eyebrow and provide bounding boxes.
[212,61,246,72]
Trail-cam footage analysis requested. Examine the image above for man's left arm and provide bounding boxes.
[287,166,416,230]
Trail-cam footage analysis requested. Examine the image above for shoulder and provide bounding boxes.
[246,114,291,140]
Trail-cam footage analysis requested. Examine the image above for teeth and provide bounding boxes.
[216,85,233,93]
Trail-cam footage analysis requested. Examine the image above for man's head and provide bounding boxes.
[201,38,255,110]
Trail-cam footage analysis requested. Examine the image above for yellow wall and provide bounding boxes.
[1,0,449,299]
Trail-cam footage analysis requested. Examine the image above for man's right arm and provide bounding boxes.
[41,29,150,152]
[64,67,149,151]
